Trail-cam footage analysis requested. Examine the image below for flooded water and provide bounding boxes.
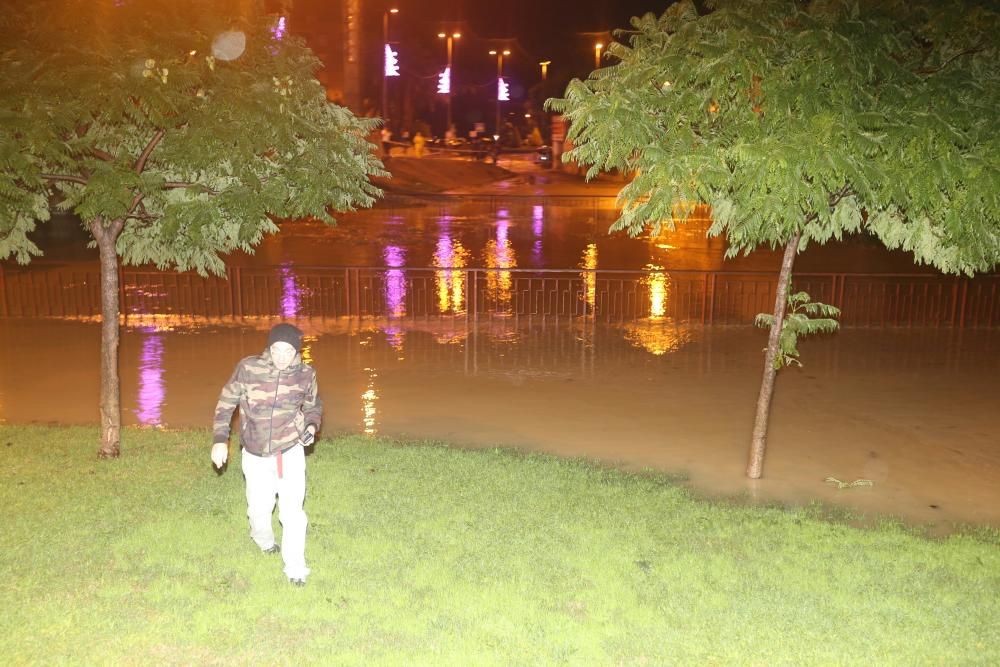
[32,201,937,274]
[2,317,998,531]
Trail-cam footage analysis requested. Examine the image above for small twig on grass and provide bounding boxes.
[825,477,874,489]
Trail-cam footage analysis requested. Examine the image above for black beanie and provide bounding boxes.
[267,323,303,352]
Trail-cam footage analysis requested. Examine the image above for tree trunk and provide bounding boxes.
[746,231,801,479]
[92,218,123,459]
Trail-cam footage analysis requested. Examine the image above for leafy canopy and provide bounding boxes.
[0,0,386,275]
[547,0,1000,275]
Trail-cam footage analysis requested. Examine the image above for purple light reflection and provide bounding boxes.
[280,264,301,318]
[532,205,544,265]
[135,327,164,426]
[383,245,406,318]
[271,16,287,41]
[496,217,509,244]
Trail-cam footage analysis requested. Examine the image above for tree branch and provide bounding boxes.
[915,45,984,76]
[41,173,88,185]
[90,148,115,162]
[123,190,145,221]
[827,184,852,208]
[134,129,165,174]
[162,181,220,195]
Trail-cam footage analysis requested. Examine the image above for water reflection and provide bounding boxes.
[383,245,407,318]
[622,321,693,356]
[361,366,379,436]
[135,327,165,425]
[580,243,598,314]
[383,246,408,357]
[433,234,469,314]
[645,263,669,319]
[280,263,301,318]
[532,205,544,265]
[485,213,518,315]
[621,264,689,355]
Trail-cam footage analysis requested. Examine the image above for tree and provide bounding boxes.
[0,0,386,458]
[547,0,1000,478]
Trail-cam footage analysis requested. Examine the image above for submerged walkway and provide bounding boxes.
[2,317,998,531]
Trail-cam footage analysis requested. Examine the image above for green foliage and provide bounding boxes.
[547,0,1000,276]
[0,0,386,275]
[756,289,841,368]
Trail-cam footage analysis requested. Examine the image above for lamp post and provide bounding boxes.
[438,31,461,133]
[594,42,603,70]
[489,49,510,139]
[381,8,398,123]
[539,60,550,81]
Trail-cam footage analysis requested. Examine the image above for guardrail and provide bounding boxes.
[1,263,997,328]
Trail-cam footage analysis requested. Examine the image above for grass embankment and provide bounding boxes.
[1,425,997,665]
[374,157,512,194]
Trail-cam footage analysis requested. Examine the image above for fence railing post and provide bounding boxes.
[958,278,968,329]
[0,262,7,317]
[118,265,127,324]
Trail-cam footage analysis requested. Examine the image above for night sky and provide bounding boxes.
[379,0,672,96]
[434,0,670,54]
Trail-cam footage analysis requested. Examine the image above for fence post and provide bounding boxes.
[707,273,716,325]
[0,262,7,317]
[473,269,479,322]
[353,267,361,317]
[949,277,959,327]
[118,265,127,324]
[958,278,968,329]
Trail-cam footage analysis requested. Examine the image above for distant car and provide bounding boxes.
[427,137,469,153]
[534,145,553,169]
[466,135,498,162]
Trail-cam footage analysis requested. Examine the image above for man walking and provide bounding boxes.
[211,323,322,586]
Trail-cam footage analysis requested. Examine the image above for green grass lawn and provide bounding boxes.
[1,425,997,665]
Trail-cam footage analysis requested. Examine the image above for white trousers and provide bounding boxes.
[241,445,310,580]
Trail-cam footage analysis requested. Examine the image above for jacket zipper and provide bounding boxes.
[267,367,282,455]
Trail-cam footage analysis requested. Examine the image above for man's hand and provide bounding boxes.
[301,425,317,447]
[211,442,229,468]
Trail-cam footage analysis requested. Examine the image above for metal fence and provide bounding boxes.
[1,262,998,328]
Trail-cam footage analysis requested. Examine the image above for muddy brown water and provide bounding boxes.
[2,317,997,532]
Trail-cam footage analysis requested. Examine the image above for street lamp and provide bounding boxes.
[489,49,511,139]
[539,60,550,81]
[381,8,399,122]
[438,31,461,133]
[594,43,603,70]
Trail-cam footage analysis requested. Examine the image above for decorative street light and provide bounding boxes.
[489,49,511,139]
[594,42,603,70]
[539,60,550,81]
[381,8,399,123]
[438,31,461,132]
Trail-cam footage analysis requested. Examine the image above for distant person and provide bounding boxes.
[526,125,543,147]
[550,113,567,168]
[211,323,322,587]
[413,131,426,158]
[381,126,392,159]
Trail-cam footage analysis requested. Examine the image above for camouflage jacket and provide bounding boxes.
[213,349,323,457]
